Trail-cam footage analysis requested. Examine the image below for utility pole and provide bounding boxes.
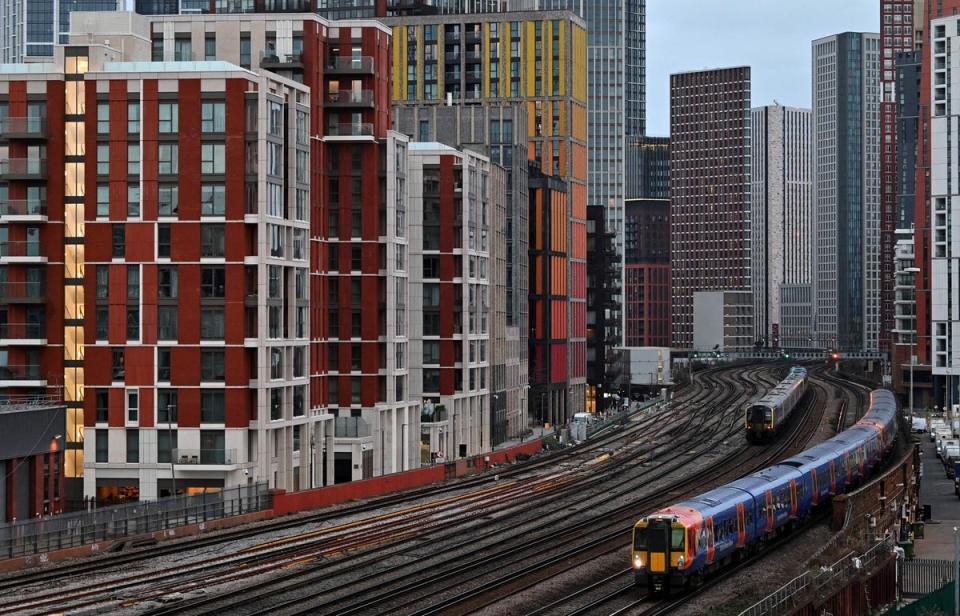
[168,404,176,498]
[909,339,915,427]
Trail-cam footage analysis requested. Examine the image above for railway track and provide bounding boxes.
[0,363,733,597]
[113,365,782,616]
[0,364,753,615]
[509,366,868,616]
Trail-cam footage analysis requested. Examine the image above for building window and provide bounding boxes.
[201,350,225,381]
[200,430,225,464]
[158,348,171,381]
[201,308,225,340]
[151,38,163,61]
[112,348,125,380]
[201,102,226,133]
[204,34,216,61]
[270,388,282,420]
[201,266,225,298]
[158,224,171,258]
[201,184,225,216]
[158,266,178,299]
[201,391,225,423]
[174,37,192,61]
[293,385,305,417]
[158,389,178,424]
[126,265,139,300]
[271,347,283,379]
[126,307,140,340]
[112,225,125,258]
[128,102,140,134]
[158,103,179,134]
[97,184,109,218]
[97,103,109,134]
[158,429,177,464]
[240,35,251,68]
[126,389,139,423]
[127,143,140,175]
[158,143,178,175]
[201,224,225,258]
[95,430,108,463]
[157,305,178,340]
[126,429,139,463]
[95,389,109,423]
[201,144,226,174]
[97,145,109,175]
[127,184,140,218]
[158,184,178,217]
[96,307,108,341]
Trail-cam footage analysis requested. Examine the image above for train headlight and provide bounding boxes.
[633,556,644,570]
[677,555,685,568]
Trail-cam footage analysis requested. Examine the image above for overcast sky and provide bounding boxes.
[645,0,878,136]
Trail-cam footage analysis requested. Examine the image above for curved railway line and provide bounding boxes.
[0,362,869,616]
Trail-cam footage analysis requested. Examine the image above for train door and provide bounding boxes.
[646,520,670,574]
[859,446,866,474]
[811,469,819,505]
[789,480,798,516]
[705,517,715,564]
[736,502,746,547]
[764,490,774,531]
[828,460,837,493]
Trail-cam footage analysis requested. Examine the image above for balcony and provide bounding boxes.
[465,31,481,44]
[334,416,370,438]
[0,158,46,180]
[260,52,304,70]
[0,282,45,303]
[444,52,461,64]
[0,199,46,220]
[172,448,239,466]
[324,123,375,141]
[0,364,42,382]
[0,322,46,342]
[325,89,374,108]
[0,241,45,263]
[326,56,374,74]
[465,50,482,63]
[0,117,46,140]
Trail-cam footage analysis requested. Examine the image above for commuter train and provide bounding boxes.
[633,389,898,594]
[745,367,809,442]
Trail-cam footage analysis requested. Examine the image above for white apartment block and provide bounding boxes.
[750,104,812,348]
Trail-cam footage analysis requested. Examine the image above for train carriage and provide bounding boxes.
[634,389,898,594]
[745,367,808,442]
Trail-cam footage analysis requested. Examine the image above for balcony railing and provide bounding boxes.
[326,123,374,138]
[326,56,374,74]
[0,323,45,339]
[421,404,449,424]
[0,199,46,217]
[335,416,370,438]
[260,52,304,68]
[172,448,238,465]
[0,116,46,138]
[325,89,374,107]
[0,241,42,258]
[0,158,46,179]
[0,282,45,301]
[0,364,42,380]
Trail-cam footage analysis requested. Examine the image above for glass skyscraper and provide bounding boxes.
[1,0,122,61]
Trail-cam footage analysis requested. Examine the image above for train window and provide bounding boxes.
[633,528,646,549]
[671,528,685,550]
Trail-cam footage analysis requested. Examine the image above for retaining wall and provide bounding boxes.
[272,438,545,515]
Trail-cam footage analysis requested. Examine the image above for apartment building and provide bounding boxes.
[407,142,500,461]
[669,67,752,349]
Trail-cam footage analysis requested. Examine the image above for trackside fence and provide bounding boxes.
[738,536,895,616]
[0,482,270,559]
[901,558,955,597]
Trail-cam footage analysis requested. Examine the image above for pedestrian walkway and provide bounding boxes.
[915,436,960,560]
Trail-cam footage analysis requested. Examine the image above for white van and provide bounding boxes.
[944,440,960,462]
[912,417,928,434]
[937,430,954,458]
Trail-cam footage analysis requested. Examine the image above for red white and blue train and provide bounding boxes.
[745,367,808,442]
[632,389,898,593]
